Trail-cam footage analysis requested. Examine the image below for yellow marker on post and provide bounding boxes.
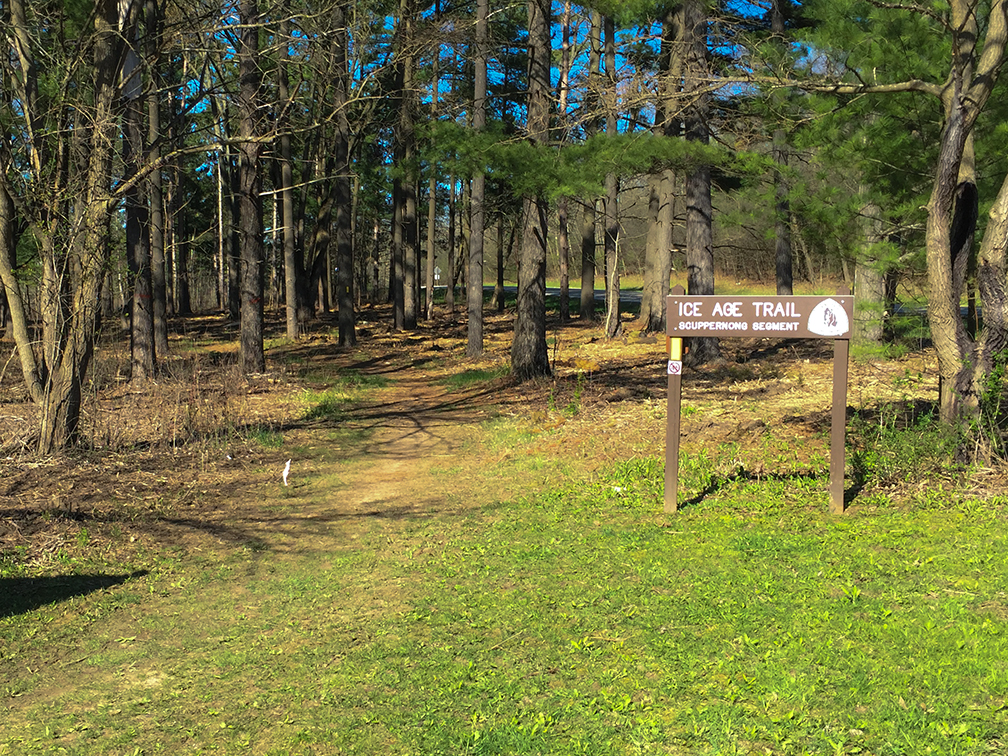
[669,337,682,361]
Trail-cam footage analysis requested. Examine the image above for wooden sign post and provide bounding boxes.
[665,286,853,515]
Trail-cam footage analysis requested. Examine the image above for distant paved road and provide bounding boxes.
[426,285,644,305]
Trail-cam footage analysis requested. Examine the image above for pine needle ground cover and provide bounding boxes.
[2,308,1007,755]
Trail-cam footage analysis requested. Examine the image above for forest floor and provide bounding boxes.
[0,299,990,571]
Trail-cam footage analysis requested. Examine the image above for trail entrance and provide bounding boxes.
[664,287,854,514]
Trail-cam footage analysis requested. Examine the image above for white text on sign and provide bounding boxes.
[677,300,801,319]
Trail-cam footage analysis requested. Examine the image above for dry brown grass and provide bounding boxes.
[0,303,956,571]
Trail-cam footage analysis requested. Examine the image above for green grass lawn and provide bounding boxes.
[3,443,1006,755]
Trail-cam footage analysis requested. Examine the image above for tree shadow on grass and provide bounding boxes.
[679,467,833,509]
[1,570,148,618]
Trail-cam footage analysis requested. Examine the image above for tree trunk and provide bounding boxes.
[579,11,602,322]
[37,0,122,452]
[640,175,665,333]
[302,158,334,322]
[771,0,793,295]
[393,177,405,328]
[334,2,355,347]
[396,0,418,331]
[854,202,885,346]
[0,275,7,341]
[238,0,265,374]
[468,0,488,357]
[603,174,621,338]
[972,167,1008,414]
[174,186,191,316]
[425,15,439,321]
[602,15,622,339]
[556,0,572,323]
[511,0,552,380]
[639,8,681,335]
[121,2,154,382]
[580,200,597,320]
[683,0,720,365]
[773,129,793,295]
[493,214,506,312]
[447,177,456,313]
[558,198,570,322]
[0,193,11,341]
[125,94,155,382]
[404,180,418,329]
[211,94,241,322]
[278,18,299,340]
[426,175,437,318]
[145,0,168,359]
[0,186,40,394]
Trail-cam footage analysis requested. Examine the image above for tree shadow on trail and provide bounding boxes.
[1,570,148,618]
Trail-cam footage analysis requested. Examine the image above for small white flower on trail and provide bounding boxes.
[613,486,625,494]
[283,459,291,486]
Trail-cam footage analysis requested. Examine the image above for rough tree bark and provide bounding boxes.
[924,0,1006,424]
[854,202,885,346]
[798,0,1008,430]
[468,0,488,357]
[0,0,126,452]
[238,0,265,374]
[425,2,440,321]
[511,0,552,380]
[579,11,602,321]
[278,18,299,340]
[603,15,622,339]
[683,0,721,365]
[399,0,418,330]
[145,0,169,359]
[556,0,572,323]
[771,0,793,296]
[334,1,356,347]
[639,5,683,334]
[122,0,154,383]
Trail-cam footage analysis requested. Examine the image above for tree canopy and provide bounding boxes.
[3,0,1008,452]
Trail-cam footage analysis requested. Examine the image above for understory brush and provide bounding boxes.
[848,397,963,495]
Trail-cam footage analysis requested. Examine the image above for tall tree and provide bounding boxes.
[602,15,622,339]
[278,17,299,340]
[799,0,1008,436]
[145,0,169,359]
[334,0,356,347]
[390,0,418,330]
[401,0,419,330]
[468,0,488,357]
[683,0,721,365]
[0,0,129,452]
[425,2,440,322]
[853,201,886,344]
[639,3,683,335]
[579,10,602,321]
[122,0,155,382]
[771,0,794,295]
[511,0,552,379]
[238,0,265,374]
[556,0,573,323]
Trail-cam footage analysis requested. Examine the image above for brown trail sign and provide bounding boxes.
[664,286,853,514]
